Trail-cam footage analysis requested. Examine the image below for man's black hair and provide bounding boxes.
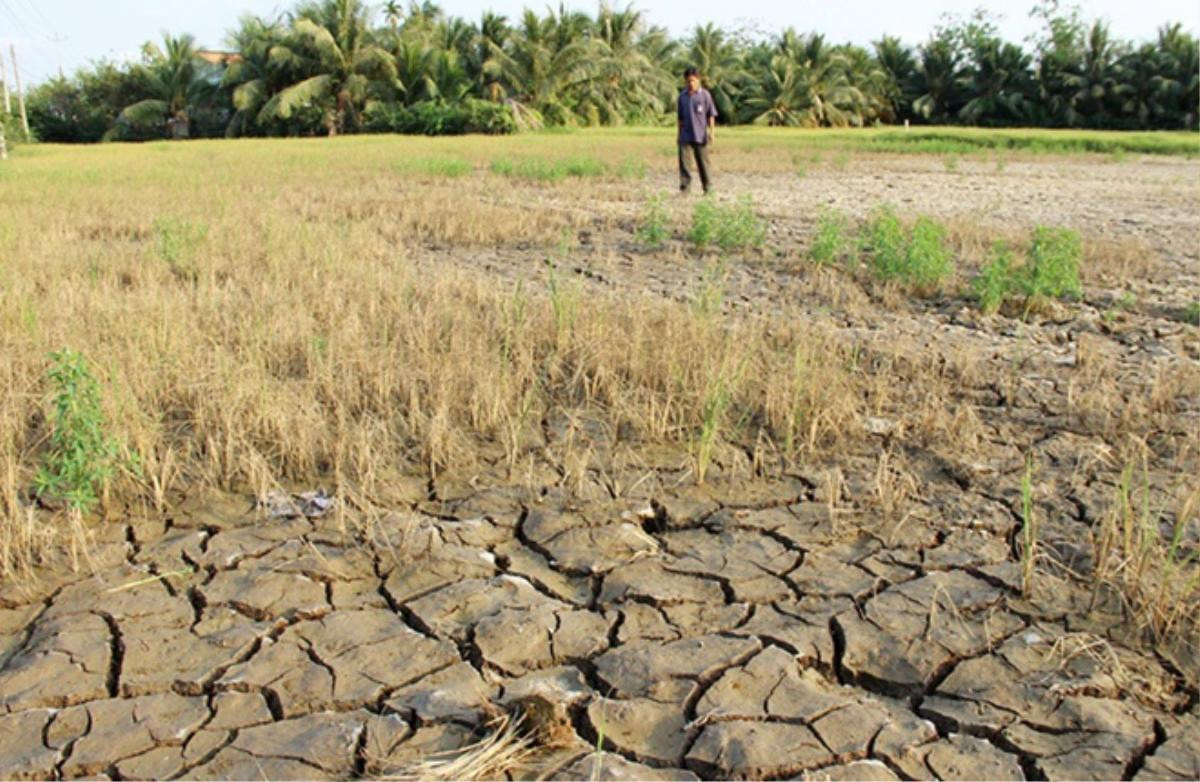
[683,66,699,78]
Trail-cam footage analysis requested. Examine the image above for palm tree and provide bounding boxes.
[222,15,287,136]
[959,38,1036,125]
[261,0,400,135]
[472,12,510,100]
[1156,23,1199,128]
[873,36,918,122]
[681,23,748,122]
[838,44,892,125]
[484,7,596,125]
[382,0,403,39]
[393,37,469,104]
[913,34,965,123]
[1113,43,1174,128]
[112,33,216,139]
[743,32,870,127]
[1060,21,1120,127]
[582,4,673,124]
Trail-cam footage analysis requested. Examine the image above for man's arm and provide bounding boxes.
[707,93,717,144]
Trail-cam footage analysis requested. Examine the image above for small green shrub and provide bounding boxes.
[1184,301,1200,326]
[689,196,766,253]
[859,206,907,277]
[716,196,766,253]
[970,226,1083,317]
[688,197,718,247]
[363,99,516,135]
[858,207,954,293]
[33,350,127,512]
[636,192,671,248]
[973,241,1015,314]
[1026,226,1082,301]
[904,217,954,291]
[809,210,848,266]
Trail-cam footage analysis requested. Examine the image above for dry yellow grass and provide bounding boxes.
[0,135,914,579]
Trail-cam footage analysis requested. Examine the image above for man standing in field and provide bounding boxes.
[678,66,717,195]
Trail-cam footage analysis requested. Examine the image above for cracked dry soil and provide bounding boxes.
[1,153,1199,781]
[1,489,1196,781]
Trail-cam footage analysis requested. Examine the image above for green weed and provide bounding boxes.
[717,196,766,253]
[154,216,207,284]
[859,206,906,277]
[616,157,647,179]
[636,192,671,248]
[942,155,959,172]
[691,257,728,319]
[1026,226,1083,302]
[971,226,1083,318]
[857,207,953,293]
[1183,301,1200,326]
[903,217,954,292]
[688,197,718,248]
[688,196,766,253]
[973,241,1015,315]
[33,350,129,513]
[809,210,849,266]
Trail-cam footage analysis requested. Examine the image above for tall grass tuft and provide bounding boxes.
[1089,441,1200,646]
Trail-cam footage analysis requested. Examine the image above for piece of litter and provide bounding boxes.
[866,416,898,436]
[257,489,336,519]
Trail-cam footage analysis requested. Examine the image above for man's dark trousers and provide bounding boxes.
[679,142,711,193]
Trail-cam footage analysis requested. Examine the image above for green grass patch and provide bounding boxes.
[868,128,1200,157]
[395,155,474,177]
[490,155,607,181]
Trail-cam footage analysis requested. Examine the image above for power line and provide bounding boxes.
[0,0,57,82]
[12,0,56,37]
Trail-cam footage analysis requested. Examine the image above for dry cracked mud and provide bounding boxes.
[1,484,1196,780]
[1,153,1198,780]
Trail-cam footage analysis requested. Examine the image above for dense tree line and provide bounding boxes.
[22,0,1200,142]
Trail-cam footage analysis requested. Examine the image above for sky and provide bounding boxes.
[1,0,1197,87]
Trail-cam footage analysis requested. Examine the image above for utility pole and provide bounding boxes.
[0,114,7,160]
[0,53,10,115]
[48,34,67,78]
[9,45,29,140]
